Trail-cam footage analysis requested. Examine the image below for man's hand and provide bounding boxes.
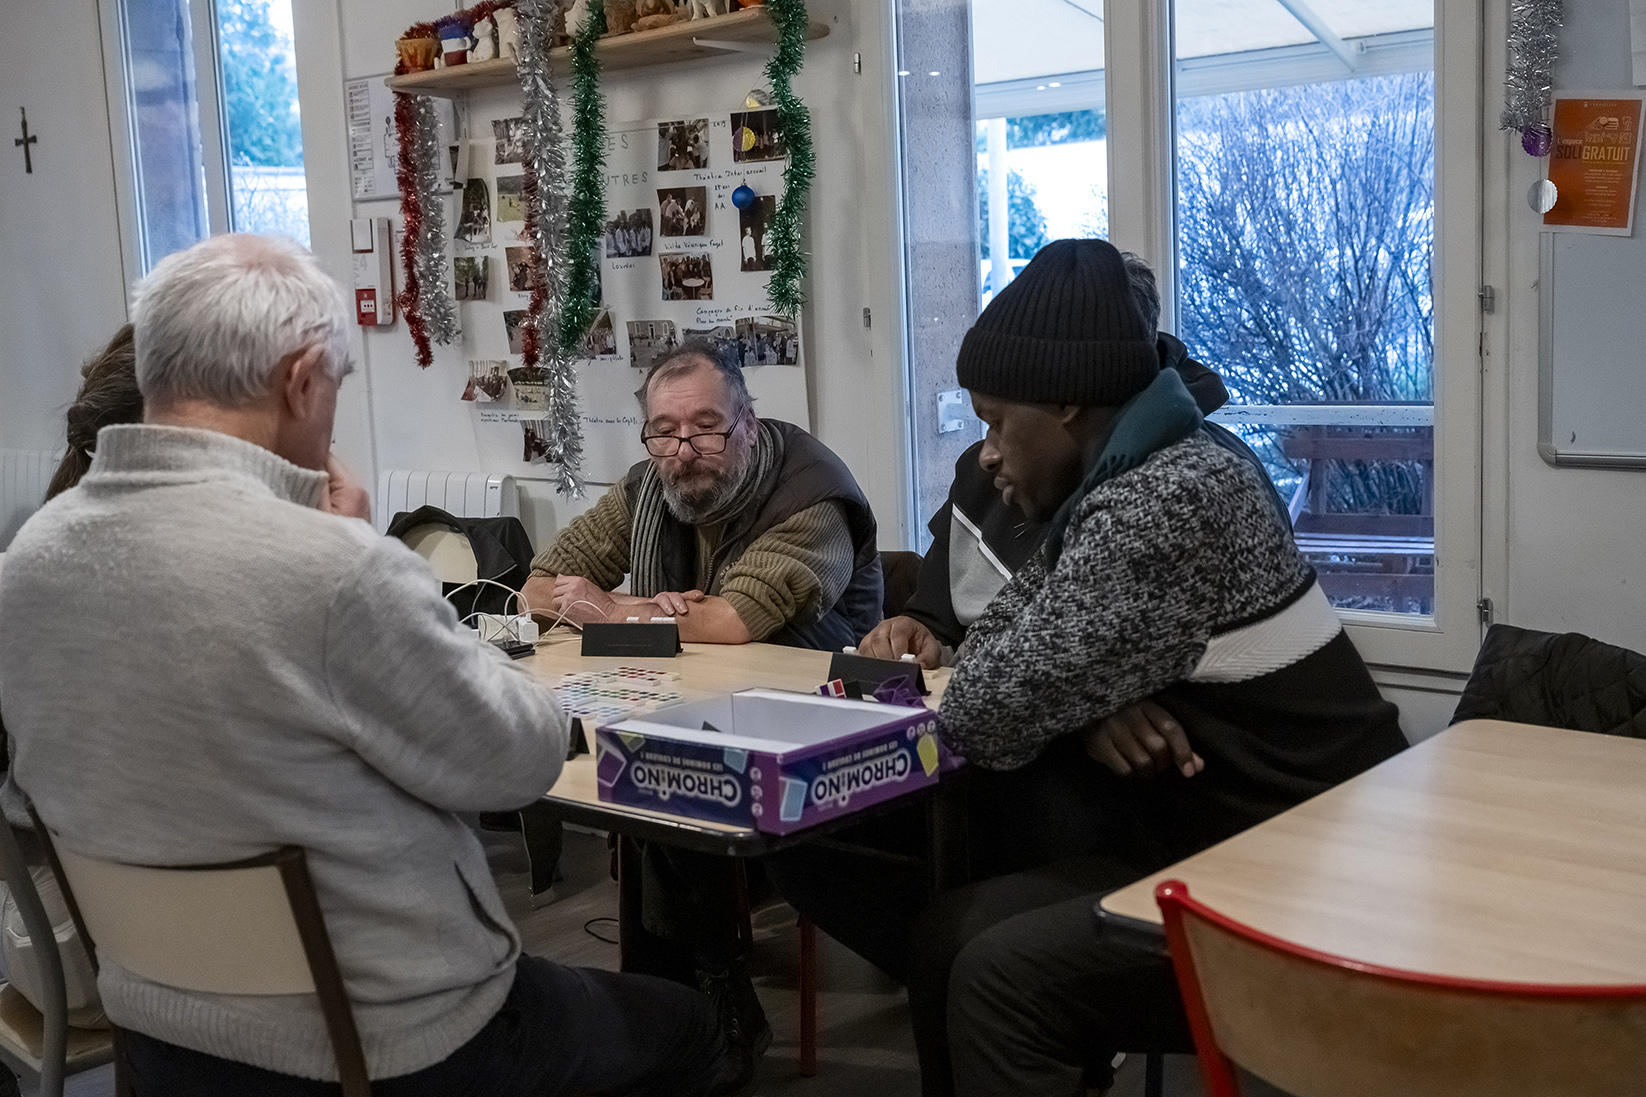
[1082,699,1204,779]
[651,590,705,617]
[520,574,560,621]
[550,575,618,626]
[320,453,371,521]
[857,615,944,669]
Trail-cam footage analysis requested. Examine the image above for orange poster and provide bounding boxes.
[1544,94,1646,235]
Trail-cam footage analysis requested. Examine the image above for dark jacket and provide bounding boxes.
[903,335,1284,650]
[385,506,537,618]
[622,420,882,651]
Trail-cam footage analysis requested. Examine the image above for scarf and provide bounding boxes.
[1042,367,1203,570]
[629,418,782,598]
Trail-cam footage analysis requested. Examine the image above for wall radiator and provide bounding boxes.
[375,469,519,533]
[0,450,57,550]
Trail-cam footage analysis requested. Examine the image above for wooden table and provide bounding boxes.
[1099,719,1646,985]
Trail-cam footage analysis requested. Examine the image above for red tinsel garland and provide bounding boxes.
[391,92,432,367]
[392,0,523,368]
[519,155,546,368]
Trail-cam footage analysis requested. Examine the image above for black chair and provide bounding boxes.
[1451,623,1646,737]
[879,550,923,620]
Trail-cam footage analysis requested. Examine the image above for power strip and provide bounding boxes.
[474,613,539,644]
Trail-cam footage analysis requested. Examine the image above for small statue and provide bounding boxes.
[494,6,522,61]
[471,14,498,61]
[688,0,726,17]
[566,0,594,36]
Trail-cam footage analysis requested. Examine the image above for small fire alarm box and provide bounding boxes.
[351,217,394,328]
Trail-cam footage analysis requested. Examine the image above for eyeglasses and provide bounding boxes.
[641,409,746,457]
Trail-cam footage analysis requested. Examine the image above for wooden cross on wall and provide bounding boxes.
[14,108,36,173]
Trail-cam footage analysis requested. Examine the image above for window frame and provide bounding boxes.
[1102,0,1484,673]
[888,0,1485,672]
[98,0,237,288]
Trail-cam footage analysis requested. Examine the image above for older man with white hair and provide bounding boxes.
[0,234,726,1096]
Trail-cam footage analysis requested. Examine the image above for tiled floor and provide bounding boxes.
[31,826,1287,1097]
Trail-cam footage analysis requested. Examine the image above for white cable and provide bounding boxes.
[444,577,527,618]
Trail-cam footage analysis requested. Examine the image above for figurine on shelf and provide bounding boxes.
[631,0,679,31]
[439,20,472,66]
[604,0,638,34]
[471,14,498,60]
[688,0,727,17]
[495,6,522,60]
[566,0,594,37]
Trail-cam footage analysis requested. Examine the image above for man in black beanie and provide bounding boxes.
[914,238,1406,1096]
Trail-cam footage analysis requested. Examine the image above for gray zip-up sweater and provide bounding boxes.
[0,425,568,1081]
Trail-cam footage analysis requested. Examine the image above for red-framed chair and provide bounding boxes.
[1154,879,1646,1097]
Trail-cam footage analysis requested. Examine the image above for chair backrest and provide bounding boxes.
[35,828,371,1097]
[879,550,923,620]
[400,525,479,586]
[1452,623,1646,737]
[1155,880,1646,1097]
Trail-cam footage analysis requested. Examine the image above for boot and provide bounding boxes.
[701,955,772,1097]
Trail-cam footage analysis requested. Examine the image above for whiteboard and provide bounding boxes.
[1538,232,1646,466]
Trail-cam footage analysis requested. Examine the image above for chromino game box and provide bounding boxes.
[594,690,952,833]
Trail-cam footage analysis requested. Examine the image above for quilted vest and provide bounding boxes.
[622,420,883,651]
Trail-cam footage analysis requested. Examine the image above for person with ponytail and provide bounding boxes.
[45,324,142,501]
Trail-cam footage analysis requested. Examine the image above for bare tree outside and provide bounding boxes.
[1177,73,1437,612]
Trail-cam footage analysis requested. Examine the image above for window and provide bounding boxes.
[897,0,1109,545]
[1172,2,1436,616]
[892,0,1483,669]
[217,0,310,245]
[104,0,309,276]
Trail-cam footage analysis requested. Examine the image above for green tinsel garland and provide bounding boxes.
[561,0,608,351]
[764,0,814,320]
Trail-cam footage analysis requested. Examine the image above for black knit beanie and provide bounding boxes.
[956,238,1159,406]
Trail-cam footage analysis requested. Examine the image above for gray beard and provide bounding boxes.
[660,442,755,525]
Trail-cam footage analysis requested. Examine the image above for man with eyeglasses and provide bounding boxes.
[521,341,881,647]
[520,342,882,1094]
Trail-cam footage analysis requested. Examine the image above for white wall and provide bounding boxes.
[1482,0,1646,656]
[295,0,910,552]
[0,0,131,455]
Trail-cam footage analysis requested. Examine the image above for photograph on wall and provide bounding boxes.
[657,187,708,237]
[661,253,714,301]
[656,118,710,171]
[505,246,534,292]
[729,109,784,163]
[457,179,492,244]
[495,175,526,222]
[454,255,489,300]
[508,364,549,411]
[522,419,553,463]
[462,359,510,402]
[503,309,529,355]
[581,309,619,358]
[627,319,678,371]
[493,117,528,165]
[738,195,777,272]
[606,209,654,257]
[683,325,737,361]
[736,315,799,366]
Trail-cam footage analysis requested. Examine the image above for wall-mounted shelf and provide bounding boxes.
[386,7,829,97]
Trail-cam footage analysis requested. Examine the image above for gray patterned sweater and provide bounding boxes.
[940,425,1404,858]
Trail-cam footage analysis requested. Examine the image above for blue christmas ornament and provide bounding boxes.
[732,184,757,210]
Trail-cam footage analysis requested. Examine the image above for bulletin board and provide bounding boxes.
[451,97,809,484]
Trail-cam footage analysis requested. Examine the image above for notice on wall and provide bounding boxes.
[1544,93,1646,235]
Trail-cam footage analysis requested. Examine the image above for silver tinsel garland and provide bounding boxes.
[516,0,585,498]
[1502,0,1563,142]
[406,94,460,349]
